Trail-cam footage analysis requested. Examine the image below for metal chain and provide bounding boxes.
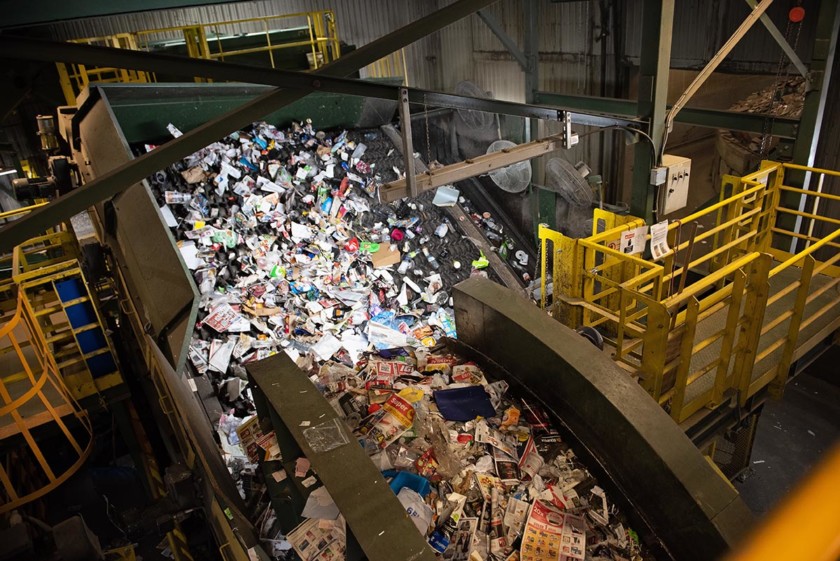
[760,3,805,157]
[424,93,432,165]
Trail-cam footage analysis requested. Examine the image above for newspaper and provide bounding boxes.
[518,435,543,481]
[286,516,346,561]
[475,419,518,460]
[235,415,265,462]
[204,302,240,332]
[520,500,586,561]
[493,448,520,484]
[442,517,478,561]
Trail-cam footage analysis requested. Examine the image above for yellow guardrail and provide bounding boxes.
[1,204,59,311]
[540,161,840,423]
[4,230,124,401]
[58,10,341,105]
[0,293,93,513]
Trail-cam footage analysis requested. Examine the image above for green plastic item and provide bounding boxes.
[472,250,490,270]
[360,241,381,253]
[270,265,286,278]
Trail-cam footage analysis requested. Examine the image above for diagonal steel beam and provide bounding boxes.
[477,9,528,70]
[0,36,563,122]
[0,0,498,253]
[745,0,808,78]
[381,134,566,202]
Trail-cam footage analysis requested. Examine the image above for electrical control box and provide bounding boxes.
[661,154,692,215]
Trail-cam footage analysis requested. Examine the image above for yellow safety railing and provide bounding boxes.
[539,161,840,423]
[58,10,341,105]
[0,293,93,513]
[1,203,51,308]
[4,230,124,402]
[57,33,154,105]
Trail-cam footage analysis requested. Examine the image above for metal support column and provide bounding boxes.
[790,5,840,166]
[523,0,553,232]
[397,88,417,197]
[630,0,675,223]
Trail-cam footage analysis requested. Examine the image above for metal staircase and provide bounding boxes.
[12,232,122,401]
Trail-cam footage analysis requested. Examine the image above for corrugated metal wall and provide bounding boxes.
[39,0,822,189]
[624,0,819,72]
[45,0,447,90]
[44,0,819,103]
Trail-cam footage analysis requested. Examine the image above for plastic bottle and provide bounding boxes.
[423,247,440,270]
[398,256,412,275]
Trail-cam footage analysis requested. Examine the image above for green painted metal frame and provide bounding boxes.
[533,91,799,139]
[452,277,753,561]
[631,0,675,223]
[0,0,500,253]
[0,36,572,124]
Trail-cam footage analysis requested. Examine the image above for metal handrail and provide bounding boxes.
[539,161,840,422]
[57,10,341,105]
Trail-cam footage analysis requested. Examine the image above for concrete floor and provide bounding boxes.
[734,352,840,516]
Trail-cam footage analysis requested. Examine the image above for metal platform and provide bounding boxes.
[684,265,840,410]
[540,161,840,426]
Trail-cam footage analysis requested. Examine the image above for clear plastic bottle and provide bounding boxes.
[423,247,440,270]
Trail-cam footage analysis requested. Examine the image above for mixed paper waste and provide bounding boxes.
[147,120,649,560]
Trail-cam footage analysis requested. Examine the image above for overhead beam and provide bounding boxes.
[0,0,499,253]
[477,9,528,71]
[381,134,565,202]
[0,36,562,123]
[664,0,774,137]
[745,0,808,78]
[0,36,638,130]
[533,91,800,139]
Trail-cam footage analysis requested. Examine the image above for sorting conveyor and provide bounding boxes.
[56,82,753,561]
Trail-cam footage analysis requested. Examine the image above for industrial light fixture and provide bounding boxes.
[0,169,19,177]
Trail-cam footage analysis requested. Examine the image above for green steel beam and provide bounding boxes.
[745,0,808,78]
[0,36,621,125]
[631,0,675,223]
[533,92,799,139]
[0,0,499,253]
[523,0,554,233]
[0,0,245,29]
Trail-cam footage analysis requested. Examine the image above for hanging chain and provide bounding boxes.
[423,93,432,165]
[760,2,805,157]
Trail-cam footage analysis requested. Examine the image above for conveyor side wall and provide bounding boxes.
[453,277,754,561]
[73,87,197,369]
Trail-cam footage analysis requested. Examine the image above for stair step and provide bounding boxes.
[72,322,100,334]
[46,330,75,344]
[57,355,85,369]
[84,348,111,360]
[60,296,90,307]
[34,305,62,317]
